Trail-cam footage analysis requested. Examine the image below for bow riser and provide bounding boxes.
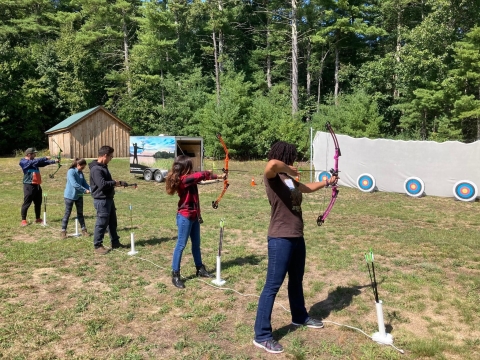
[317,122,341,226]
[212,133,229,209]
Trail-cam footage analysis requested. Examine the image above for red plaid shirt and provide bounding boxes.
[177,171,217,220]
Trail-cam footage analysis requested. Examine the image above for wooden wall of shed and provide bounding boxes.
[48,133,71,159]
[69,110,130,158]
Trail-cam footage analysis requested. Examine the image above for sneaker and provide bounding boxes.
[81,229,90,237]
[292,317,324,328]
[60,230,67,239]
[196,264,214,278]
[21,220,28,227]
[111,242,128,249]
[95,246,110,255]
[253,339,284,354]
[35,218,43,224]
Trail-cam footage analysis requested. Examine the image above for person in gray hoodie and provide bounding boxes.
[89,146,128,255]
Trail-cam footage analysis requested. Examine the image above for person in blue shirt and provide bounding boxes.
[19,147,58,226]
[61,158,91,238]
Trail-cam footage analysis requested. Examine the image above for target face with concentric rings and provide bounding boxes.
[453,180,478,202]
[404,177,425,197]
[317,171,331,183]
[356,173,376,193]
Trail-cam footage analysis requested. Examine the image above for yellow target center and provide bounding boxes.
[410,184,417,190]
[461,188,469,194]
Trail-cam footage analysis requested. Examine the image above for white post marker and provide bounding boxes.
[42,193,48,226]
[212,219,226,286]
[128,232,138,256]
[70,218,81,237]
[372,300,393,345]
[127,204,138,256]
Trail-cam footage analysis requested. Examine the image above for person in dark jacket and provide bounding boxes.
[89,146,128,255]
[19,147,59,226]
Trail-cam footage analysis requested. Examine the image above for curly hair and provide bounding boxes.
[165,155,193,195]
[267,141,297,166]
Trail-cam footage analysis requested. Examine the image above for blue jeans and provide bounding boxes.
[93,198,120,248]
[254,236,308,342]
[61,197,85,230]
[172,213,202,272]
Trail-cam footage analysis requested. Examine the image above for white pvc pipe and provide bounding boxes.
[375,300,386,336]
[128,232,138,256]
[212,255,225,286]
[372,300,393,345]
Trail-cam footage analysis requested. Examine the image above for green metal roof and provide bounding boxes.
[45,106,100,133]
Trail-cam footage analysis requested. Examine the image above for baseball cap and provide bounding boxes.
[25,147,38,155]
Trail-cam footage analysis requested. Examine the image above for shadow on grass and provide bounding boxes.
[273,285,368,341]
[309,285,364,319]
[221,254,265,270]
[134,236,177,246]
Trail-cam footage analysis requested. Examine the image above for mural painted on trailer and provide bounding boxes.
[130,136,176,168]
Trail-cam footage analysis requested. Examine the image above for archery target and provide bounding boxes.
[356,173,376,193]
[453,180,478,202]
[404,177,425,197]
[317,171,331,183]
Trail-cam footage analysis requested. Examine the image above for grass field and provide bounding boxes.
[0,156,479,359]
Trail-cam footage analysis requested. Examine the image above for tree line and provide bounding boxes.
[1,0,480,158]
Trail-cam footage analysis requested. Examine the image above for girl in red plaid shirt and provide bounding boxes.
[166,155,226,288]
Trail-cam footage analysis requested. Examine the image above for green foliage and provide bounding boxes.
[3,0,480,156]
[312,90,383,138]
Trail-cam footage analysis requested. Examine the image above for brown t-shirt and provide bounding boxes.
[265,173,304,238]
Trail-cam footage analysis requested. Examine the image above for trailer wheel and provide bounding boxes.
[143,169,153,181]
[154,170,164,182]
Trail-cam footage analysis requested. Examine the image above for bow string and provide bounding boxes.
[317,122,341,226]
[212,133,229,209]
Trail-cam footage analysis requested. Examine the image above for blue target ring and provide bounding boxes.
[404,177,425,197]
[317,171,331,183]
[453,180,478,202]
[356,173,376,193]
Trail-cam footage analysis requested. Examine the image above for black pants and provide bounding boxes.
[61,197,86,230]
[93,198,120,248]
[21,184,42,220]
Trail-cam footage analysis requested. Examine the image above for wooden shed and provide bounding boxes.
[45,106,131,159]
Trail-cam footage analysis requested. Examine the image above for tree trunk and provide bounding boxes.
[334,45,339,106]
[267,24,272,89]
[123,20,131,94]
[316,50,328,112]
[218,0,224,72]
[393,9,402,99]
[291,0,298,115]
[161,69,165,109]
[213,30,220,105]
[306,39,311,97]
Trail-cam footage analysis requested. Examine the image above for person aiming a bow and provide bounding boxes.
[253,141,337,354]
[165,155,226,289]
[19,147,59,226]
[60,158,91,239]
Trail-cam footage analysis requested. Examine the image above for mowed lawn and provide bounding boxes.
[0,156,479,360]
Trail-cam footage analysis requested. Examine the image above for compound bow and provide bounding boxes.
[316,122,341,226]
[212,133,229,209]
[49,139,63,178]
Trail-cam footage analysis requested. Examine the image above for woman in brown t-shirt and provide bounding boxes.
[253,141,337,354]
